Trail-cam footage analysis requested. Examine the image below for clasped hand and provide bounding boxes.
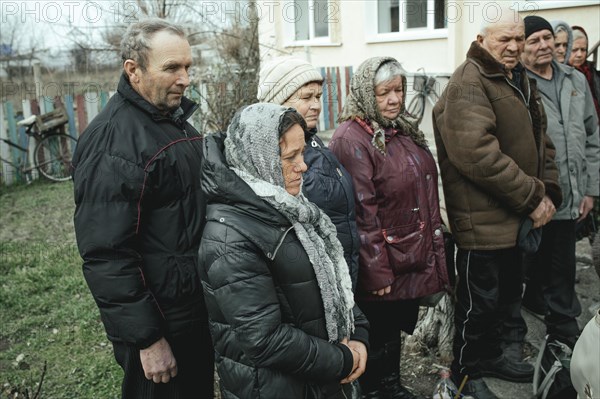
[529,195,556,229]
[340,338,367,384]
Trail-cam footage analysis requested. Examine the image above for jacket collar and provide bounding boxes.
[467,41,530,100]
[117,74,198,122]
[525,60,574,81]
[553,59,574,76]
[467,41,519,79]
[305,127,318,142]
[202,133,292,259]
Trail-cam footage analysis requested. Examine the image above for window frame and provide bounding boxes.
[365,0,449,43]
[282,0,340,47]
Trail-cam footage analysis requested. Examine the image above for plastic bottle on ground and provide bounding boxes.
[432,369,458,399]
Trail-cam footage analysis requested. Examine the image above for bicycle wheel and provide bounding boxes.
[406,94,425,121]
[34,133,78,182]
[429,89,440,105]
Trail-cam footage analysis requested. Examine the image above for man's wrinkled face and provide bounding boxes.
[129,31,192,114]
[522,29,555,69]
[478,22,525,71]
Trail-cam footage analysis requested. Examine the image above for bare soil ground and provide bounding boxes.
[400,240,600,399]
[318,128,600,399]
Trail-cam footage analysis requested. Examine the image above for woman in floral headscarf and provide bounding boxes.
[329,57,449,399]
[199,103,369,398]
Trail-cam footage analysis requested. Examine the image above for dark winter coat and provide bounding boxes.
[329,121,449,301]
[302,129,360,289]
[198,133,369,399]
[433,41,562,250]
[73,75,207,348]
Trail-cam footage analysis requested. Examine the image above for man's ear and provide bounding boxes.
[124,60,140,83]
[476,34,484,45]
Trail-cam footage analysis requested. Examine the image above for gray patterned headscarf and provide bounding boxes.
[338,56,427,153]
[224,103,355,342]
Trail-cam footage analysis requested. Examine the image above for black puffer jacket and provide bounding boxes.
[73,75,207,348]
[303,130,360,290]
[199,133,369,398]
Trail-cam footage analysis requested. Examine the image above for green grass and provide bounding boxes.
[0,180,121,399]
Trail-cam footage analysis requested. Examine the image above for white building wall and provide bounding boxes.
[258,0,600,74]
[257,0,599,135]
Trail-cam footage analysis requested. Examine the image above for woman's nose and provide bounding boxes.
[298,160,308,173]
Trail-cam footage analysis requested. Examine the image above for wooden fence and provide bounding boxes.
[0,66,353,186]
[0,91,115,185]
[319,66,353,131]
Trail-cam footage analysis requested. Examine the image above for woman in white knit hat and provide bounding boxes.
[257,57,362,293]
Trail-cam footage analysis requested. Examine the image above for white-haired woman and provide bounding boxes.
[330,57,449,399]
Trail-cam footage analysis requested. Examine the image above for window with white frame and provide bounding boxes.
[291,0,330,41]
[377,0,447,34]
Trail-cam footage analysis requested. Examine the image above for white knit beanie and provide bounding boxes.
[257,57,324,105]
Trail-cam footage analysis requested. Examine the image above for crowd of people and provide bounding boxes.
[71,8,599,399]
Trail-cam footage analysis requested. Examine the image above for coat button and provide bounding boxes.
[387,236,395,242]
[434,228,442,236]
[267,252,272,258]
[219,218,225,222]
[426,174,431,180]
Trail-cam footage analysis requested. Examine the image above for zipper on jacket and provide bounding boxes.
[505,75,545,177]
[505,77,532,125]
[271,225,294,260]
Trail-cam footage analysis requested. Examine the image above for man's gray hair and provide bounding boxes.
[479,4,522,36]
[374,61,405,86]
[120,18,186,70]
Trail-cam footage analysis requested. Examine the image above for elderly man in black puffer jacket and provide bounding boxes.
[72,19,213,398]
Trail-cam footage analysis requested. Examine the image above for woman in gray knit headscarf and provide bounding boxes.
[198,103,370,398]
[330,57,449,399]
[551,20,573,64]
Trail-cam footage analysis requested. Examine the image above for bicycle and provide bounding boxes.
[0,106,77,183]
[405,68,441,126]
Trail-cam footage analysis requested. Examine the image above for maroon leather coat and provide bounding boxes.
[330,119,449,301]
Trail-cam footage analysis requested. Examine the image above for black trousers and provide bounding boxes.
[520,220,581,342]
[451,247,524,380]
[357,299,419,392]
[113,322,214,399]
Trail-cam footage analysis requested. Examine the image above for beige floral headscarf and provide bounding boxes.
[338,56,427,153]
